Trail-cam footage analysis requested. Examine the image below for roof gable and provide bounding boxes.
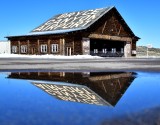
[89,7,134,37]
[31,6,114,33]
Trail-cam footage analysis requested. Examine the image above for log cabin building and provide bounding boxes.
[6,6,139,57]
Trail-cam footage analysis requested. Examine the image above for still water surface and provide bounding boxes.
[0,71,160,125]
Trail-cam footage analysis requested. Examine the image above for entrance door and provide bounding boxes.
[66,47,72,56]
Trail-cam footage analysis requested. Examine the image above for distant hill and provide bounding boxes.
[137,46,160,57]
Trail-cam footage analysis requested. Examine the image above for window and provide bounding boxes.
[51,44,58,53]
[121,48,124,53]
[21,45,27,53]
[102,48,107,53]
[111,48,116,53]
[12,46,17,53]
[94,49,98,54]
[41,44,47,53]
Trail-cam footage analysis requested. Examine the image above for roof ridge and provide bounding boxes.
[51,6,114,17]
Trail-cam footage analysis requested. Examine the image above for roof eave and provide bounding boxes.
[5,28,84,39]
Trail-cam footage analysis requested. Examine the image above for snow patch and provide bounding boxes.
[0,54,103,59]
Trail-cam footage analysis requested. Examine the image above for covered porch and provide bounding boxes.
[90,39,125,57]
[81,34,133,57]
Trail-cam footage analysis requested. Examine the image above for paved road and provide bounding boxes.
[0,57,160,72]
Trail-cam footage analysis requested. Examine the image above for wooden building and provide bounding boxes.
[8,71,135,106]
[6,6,139,57]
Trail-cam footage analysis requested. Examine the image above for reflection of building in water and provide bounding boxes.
[8,72,136,106]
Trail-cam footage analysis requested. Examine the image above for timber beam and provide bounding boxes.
[89,34,132,42]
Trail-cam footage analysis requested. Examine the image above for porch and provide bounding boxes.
[90,39,125,57]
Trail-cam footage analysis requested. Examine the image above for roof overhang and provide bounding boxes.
[6,28,84,39]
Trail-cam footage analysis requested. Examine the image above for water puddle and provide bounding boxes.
[0,71,160,125]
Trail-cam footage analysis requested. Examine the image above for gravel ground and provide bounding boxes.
[0,57,160,72]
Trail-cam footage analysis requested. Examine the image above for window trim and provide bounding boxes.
[51,44,59,53]
[11,46,17,53]
[40,44,48,53]
[21,45,27,53]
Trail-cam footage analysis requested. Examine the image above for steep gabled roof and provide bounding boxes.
[31,6,113,33]
[6,6,139,39]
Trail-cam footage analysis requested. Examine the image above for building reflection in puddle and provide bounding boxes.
[8,72,136,106]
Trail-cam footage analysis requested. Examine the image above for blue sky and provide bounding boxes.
[0,0,160,47]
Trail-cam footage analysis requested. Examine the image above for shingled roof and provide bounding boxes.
[30,6,113,35]
[6,6,138,38]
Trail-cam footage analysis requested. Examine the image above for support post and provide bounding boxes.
[37,39,40,55]
[27,40,30,55]
[48,39,51,54]
[18,41,20,54]
[124,42,131,58]
[82,38,90,55]
[73,38,74,55]
[60,38,65,55]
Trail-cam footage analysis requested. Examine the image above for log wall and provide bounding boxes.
[10,35,83,56]
[74,37,83,55]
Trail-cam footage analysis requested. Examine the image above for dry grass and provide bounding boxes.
[137,46,160,57]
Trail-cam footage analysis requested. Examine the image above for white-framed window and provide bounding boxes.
[41,44,47,53]
[21,45,27,53]
[102,48,107,53]
[51,44,58,53]
[94,49,98,54]
[11,46,17,53]
[121,48,124,53]
[111,48,116,53]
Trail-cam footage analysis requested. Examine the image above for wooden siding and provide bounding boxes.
[89,34,132,42]
[74,37,82,55]
[132,41,136,50]
[88,9,131,38]
[10,38,63,55]
[28,39,38,55]
[10,36,82,55]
